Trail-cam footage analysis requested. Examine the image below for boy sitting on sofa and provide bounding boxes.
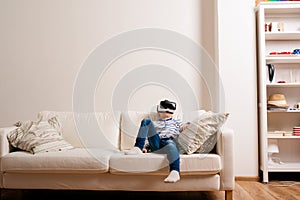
[126,99,189,183]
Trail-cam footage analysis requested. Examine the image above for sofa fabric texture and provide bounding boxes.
[0,110,234,197]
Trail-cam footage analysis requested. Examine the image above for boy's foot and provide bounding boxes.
[164,170,180,183]
[125,147,143,155]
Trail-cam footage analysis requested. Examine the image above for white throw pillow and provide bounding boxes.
[176,111,229,154]
[7,112,74,154]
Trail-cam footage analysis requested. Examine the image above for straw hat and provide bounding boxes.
[267,94,289,108]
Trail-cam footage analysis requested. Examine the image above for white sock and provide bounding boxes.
[125,147,143,155]
[164,170,180,183]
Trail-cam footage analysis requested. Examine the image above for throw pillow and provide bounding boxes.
[7,112,74,154]
[176,111,229,155]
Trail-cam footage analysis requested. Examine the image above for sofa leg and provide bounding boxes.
[225,190,233,200]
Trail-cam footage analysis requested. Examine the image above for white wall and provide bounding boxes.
[0,0,217,122]
[218,0,258,176]
[0,0,259,177]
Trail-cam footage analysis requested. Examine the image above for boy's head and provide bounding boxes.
[157,99,176,114]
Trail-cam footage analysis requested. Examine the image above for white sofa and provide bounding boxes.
[0,110,234,200]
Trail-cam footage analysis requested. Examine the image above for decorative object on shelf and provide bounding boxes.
[267,64,275,83]
[277,80,286,83]
[269,51,291,55]
[265,22,284,32]
[268,130,294,136]
[289,69,298,83]
[292,48,300,55]
[268,139,279,165]
[267,93,289,110]
[283,132,293,136]
[294,102,300,109]
[268,130,285,136]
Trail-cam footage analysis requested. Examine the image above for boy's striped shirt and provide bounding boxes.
[152,117,184,139]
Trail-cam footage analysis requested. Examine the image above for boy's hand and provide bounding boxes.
[180,122,190,132]
[142,148,147,153]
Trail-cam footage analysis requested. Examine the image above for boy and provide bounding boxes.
[126,99,189,183]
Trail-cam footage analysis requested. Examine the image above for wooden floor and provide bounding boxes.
[1,180,300,200]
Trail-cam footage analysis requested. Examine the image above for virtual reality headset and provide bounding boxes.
[157,99,176,114]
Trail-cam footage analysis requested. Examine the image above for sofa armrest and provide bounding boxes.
[0,126,16,157]
[216,127,235,191]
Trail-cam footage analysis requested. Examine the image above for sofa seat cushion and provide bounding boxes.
[1,148,118,173]
[109,153,221,175]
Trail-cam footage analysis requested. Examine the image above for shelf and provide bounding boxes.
[268,162,300,172]
[266,56,300,64]
[268,136,300,139]
[267,110,300,113]
[260,2,300,15]
[267,83,300,87]
[265,32,300,41]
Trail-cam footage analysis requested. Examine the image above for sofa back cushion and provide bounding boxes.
[120,111,151,150]
[40,111,121,149]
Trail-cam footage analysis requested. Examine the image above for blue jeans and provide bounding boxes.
[134,118,180,172]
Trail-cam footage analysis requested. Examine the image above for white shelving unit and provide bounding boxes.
[255,2,300,183]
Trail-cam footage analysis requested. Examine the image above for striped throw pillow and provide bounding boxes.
[7,113,74,154]
[177,111,229,155]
